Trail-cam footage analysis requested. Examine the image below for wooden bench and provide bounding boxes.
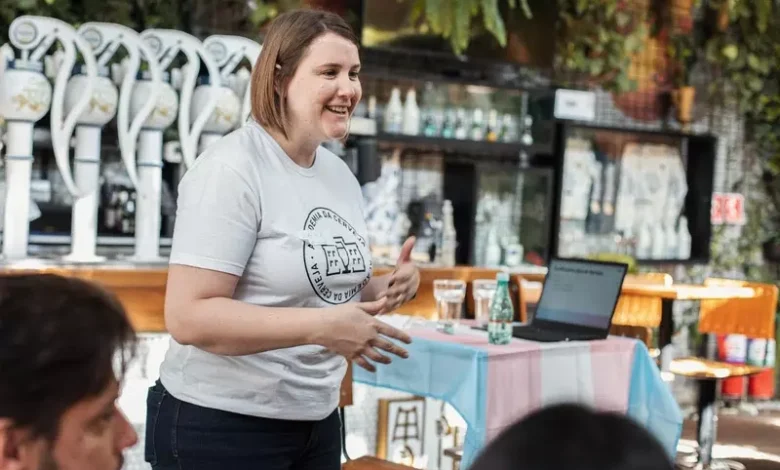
[343,456,416,469]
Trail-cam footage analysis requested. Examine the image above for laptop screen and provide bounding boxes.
[533,259,627,329]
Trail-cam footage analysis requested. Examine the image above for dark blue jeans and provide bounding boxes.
[144,380,341,470]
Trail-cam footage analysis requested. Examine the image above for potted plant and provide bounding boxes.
[667,32,698,123]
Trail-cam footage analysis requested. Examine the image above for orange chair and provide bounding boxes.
[670,279,778,469]
[609,273,672,351]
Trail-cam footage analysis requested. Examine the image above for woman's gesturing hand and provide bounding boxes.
[382,236,420,313]
[317,298,412,372]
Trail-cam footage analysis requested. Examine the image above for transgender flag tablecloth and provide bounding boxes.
[354,325,682,469]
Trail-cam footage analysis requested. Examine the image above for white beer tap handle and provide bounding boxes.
[10,16,97,197]
[203,35,262,125]
[78,23,163,188]
[142,29,221,168]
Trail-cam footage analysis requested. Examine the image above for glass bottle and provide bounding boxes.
[488,272,514,345]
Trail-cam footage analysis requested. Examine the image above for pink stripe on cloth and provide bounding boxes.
[482,336,637,442]
[588,336,636,413]
[483,339,543,441]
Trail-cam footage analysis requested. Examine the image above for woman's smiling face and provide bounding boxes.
[283,31,362,142]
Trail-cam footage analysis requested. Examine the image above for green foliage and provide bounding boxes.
[702,0,779,114]
[700,0,780,237]
[408,0,532,55]
[247,0,303,28]
[554,0,647,93]
[0,0,183,44]
[668,32,697,87]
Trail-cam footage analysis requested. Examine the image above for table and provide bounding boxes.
[516,274,758,365]
[354,324,682,469]
[620,284,757,365]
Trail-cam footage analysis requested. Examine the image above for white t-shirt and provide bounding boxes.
[159,120,372,421]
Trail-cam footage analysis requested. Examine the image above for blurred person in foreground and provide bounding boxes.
[0,274,138,470]
[469,403,674,470]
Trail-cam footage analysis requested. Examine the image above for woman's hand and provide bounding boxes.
[382,237,420,313]
[316,298,412,372]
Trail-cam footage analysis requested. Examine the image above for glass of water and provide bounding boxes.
[433,280,466,334]
[472,279,498,325]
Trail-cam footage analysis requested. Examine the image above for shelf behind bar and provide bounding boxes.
[373,132,550,159]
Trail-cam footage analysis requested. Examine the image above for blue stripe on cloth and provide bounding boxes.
[353,336,489,468]
[626,341,683,459]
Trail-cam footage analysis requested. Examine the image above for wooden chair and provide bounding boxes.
[670,279,778,469]
[609,272,672,352]
[513,275,543,323]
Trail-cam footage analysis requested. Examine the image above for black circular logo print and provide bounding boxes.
[302,207,371,304]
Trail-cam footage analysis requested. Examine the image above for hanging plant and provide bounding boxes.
[407,0,533,55]
[554,0,648,93]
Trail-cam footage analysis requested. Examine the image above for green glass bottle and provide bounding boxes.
[488,272,514,345]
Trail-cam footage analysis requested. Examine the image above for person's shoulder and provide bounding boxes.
[316,144,357,179]
[186,122,271,180]
[198,123,259,164]
[175,125,262,194]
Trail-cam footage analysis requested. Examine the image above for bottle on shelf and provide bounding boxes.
[486,109,499,142]
[383,87,403,134]
[488,272,514,345]
[438,199,457,267]
[441,108,456,139]
[454,108,468,140]
[402,87,420,135]
[520,115,534,145]
[500,113,517,142]
[470,108,485,140]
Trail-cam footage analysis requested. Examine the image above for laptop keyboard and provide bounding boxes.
[513,327,596,342]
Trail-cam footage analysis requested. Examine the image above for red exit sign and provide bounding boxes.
[711,192,746,225]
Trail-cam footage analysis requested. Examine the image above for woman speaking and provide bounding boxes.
[144,9,420,470]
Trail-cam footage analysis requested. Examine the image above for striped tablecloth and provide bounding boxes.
[354,324,682,469]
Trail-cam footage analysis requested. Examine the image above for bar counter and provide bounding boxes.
[0,259,548,332]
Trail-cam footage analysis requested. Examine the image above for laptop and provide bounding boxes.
[510,258,628,342]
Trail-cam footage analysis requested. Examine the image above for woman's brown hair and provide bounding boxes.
[251,9,359,138]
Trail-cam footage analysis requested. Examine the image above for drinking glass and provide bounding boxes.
[433,279,466,334]
[472,279,498,325]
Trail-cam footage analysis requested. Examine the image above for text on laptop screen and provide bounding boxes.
[534,260,625,329]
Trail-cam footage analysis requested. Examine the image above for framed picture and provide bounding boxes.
[376,396,426,467]
[551,122,716,264]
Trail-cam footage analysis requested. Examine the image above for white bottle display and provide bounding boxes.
[439,200,457,267]
[402,87,420,136]
[383,87,403,134]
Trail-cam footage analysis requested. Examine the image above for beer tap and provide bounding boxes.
[63,22,162,262]
[0,16,97,259]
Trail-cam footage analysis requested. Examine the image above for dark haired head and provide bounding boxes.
[0,273,136,439]
[469,403,674,470]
